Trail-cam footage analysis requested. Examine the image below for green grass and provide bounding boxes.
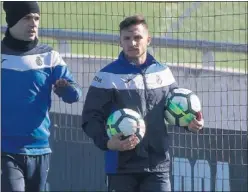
[1,2,247,70]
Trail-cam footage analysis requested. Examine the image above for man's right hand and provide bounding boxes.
[107,133,139,151]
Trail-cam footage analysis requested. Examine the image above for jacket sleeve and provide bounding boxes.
[165,65,178,94]
[51,51,82,104]
[169,82,178,92]
[82,71,114,151]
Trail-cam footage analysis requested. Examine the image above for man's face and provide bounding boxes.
[120,24,151,60]
[10,13,40,41]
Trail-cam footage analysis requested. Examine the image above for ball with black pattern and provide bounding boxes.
[106,108,146,142]
[164,88,201,127]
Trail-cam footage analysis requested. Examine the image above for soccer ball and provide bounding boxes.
[106,108,146,141]
[164,88,201,127]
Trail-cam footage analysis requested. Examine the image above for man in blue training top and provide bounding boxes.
[82,15,204,192]
[1,2,82,192]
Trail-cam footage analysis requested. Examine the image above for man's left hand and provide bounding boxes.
[188,112,204,133]
[53,79,70,96]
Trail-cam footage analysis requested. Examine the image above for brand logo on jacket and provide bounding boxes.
[93,76,102,83]
[1,59,7,64]
[120,75,136,84]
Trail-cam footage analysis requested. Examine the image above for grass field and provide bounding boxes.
[1,2,247,69]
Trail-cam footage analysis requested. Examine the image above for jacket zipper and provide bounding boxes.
[140,70,152,170]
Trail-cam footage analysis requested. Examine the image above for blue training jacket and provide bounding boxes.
[82,51,177,173]
[1,41,82,155]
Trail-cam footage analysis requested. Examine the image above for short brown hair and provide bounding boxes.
[119,15,148,32]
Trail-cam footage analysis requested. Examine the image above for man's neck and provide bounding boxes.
[125,53,147,65]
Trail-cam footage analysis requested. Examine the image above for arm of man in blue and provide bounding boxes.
[81,71,113,150]
[51,51,82,103]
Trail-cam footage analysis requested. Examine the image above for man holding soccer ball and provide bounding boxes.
[1,2,82,192]
[82,15,204,191]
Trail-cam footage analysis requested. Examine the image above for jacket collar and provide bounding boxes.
[2,28,38,52]
[118,51,157,69]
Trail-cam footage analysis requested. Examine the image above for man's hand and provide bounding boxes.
[107,133,140,151]
[53,79,70,96]
[188,112,204,133]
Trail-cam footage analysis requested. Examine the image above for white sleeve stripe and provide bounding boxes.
[51,50,67,67]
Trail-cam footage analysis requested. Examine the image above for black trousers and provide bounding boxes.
[1,152,50,192]
[107,171,171,192]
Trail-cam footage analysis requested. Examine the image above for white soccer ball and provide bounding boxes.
[106,108,146,141]
[164,88,202,127]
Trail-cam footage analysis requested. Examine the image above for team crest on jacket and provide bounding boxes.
[36,56,43,66]
[156,75,162,84]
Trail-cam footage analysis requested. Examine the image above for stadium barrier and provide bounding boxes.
[1,25,247,67]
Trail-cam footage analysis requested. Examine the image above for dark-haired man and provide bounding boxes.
[82,15,204,192]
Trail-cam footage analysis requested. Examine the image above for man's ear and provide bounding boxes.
[119,41,123,48]
[119,36,123,48]
[147,34,151,46]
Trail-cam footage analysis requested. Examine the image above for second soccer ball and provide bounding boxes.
[164,88,202,127]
